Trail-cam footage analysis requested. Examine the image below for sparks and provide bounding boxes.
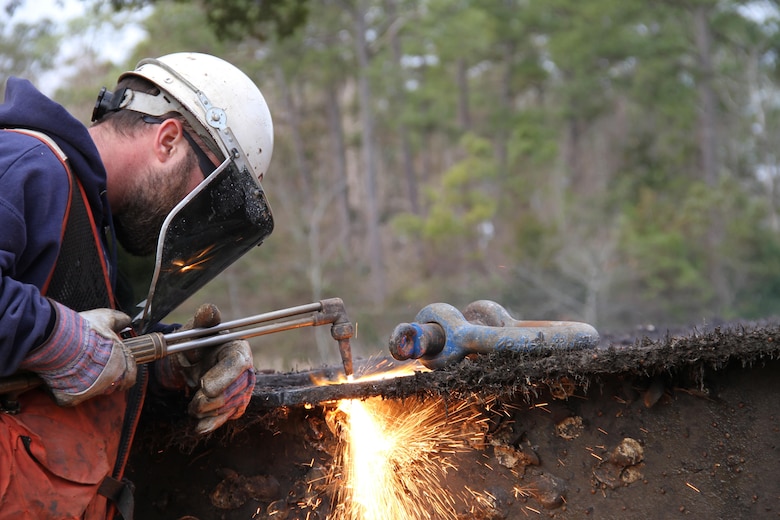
[326,395,491,520]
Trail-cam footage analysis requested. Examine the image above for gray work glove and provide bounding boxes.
[20,301,136,407]
[153,303,256,434]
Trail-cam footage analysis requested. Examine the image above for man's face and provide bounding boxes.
[114,151,197,256]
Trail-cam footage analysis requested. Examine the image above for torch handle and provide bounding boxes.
[123,332,168,364]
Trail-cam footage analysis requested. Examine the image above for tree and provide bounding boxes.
[0,17,59,97]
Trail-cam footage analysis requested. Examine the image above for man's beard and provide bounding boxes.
[114,155,195,256]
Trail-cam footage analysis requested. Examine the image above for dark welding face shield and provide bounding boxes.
[131,157,274,333]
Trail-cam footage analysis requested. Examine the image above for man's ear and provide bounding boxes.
[154,118,184,163]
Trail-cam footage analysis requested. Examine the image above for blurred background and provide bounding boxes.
[4,0,780,370]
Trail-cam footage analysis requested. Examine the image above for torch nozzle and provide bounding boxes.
[339,339,354,377]
[319,297,356,377]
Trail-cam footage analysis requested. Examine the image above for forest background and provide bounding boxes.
[5,0,780,370]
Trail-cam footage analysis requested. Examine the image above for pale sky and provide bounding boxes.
[10,0,85,21]
[4,0,148,95]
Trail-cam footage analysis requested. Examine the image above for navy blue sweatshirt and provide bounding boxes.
[0,78,115,375]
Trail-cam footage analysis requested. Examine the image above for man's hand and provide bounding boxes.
[20,301,136,407]
[153,303,256,434]
[185,339,255,434]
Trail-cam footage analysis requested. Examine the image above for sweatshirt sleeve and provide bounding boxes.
[0,133,71,376]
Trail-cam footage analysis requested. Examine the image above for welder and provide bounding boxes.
[0,53,275,519]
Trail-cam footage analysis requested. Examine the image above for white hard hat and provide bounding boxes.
[117,52,273,182]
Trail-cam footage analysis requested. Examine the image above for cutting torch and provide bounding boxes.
[0,297,354,399]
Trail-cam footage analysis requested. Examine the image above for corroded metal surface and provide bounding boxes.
[251,318,780,407]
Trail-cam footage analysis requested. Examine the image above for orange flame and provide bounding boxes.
[311,358,429,387]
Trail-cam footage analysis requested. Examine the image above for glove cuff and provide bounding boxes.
[20,300,113,393]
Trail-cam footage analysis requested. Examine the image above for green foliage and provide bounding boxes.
[511,214,556,265]
[535,0,646,120]
[393,133,498,248]
[617,173,780,324]
[507,109,558,167]
[202,0,310,41]
[715,178,780,318]
[100,0,310,41]
[420,0,495,64]
[619,185,714,320]
[0,18,59,96]
[732,230,780,318]
[128,2,226,61]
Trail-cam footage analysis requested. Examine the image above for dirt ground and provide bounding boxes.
[126,319,780,519]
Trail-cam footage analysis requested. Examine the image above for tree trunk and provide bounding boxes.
[495,40,515,178]
[693,5,730,315]
[386,0,420,216]
[352,0,386,304]
[561,116,583,229]
[457,57,471,132]
[275,65,311,204]
[746,46,780,232]
[325,83,352,255]
[693,5,718,186]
